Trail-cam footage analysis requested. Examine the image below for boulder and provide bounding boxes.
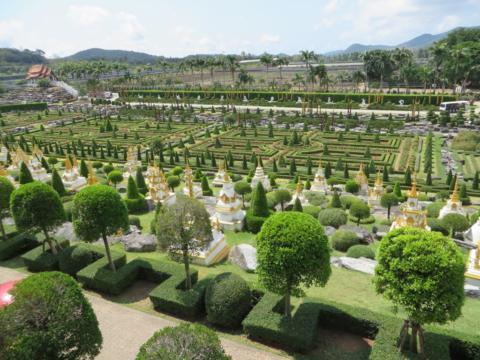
[121,229,157,252]
[53,222,79,242]
[228,244,257,272]
[339,224,374,243]
[331,256,377,275]
[464,284,480,298]
[324,226,336,237]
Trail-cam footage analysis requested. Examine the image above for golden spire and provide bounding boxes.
[450,177,460,203]
[375,171,383,186]
[0,163,7,176]
[296,177,303,193]
[356,163,368,185]
[409,173,418,198]
[65,157,73,171]
[87,161,98,185]
[218,160,224,171]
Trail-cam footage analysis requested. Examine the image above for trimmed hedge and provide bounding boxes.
[331,230,360,252]
[0,102,47,112]
[58,244,97,276]
[21,239,70,272]
[346,244,376,260]
[245,210,268,234]
[124,197,149,214]
[242,292,321,353]
[0,232,39,261]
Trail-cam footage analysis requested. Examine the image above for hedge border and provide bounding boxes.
[20,239,70,272]
[0,232,39,261]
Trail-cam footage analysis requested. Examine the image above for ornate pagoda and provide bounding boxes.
[212,162,228,187]
[310,161,328,193]
[146,165,176,205]
[355,163,369,196]
[183,163,202,199]
[87,161,98,185]
[289,178,309,207]
[123,146,141,178]
[62,156,86,190]
[251,165,271,191]
[438,178,465,219]
[390,174,430,231]
[210,172,245,231]
[29,146,51,182]
[368,171,385,206]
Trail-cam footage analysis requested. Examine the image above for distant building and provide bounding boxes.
[26,64,57,85]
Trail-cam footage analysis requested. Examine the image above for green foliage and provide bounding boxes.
[166,175,180,191]
[345,180,360,193]
[19,162,34,184]
[318,208,348,228]
[51,168,66,196]
[107,170,123,188]
[205,272,252,328]
[302,205,321,219]
[329,191,342,208]
[58,244,94,276]
[201,176,212,196]
[374,228,465,326]
[440,213,470,235]
[245,210,269,233]
[292,197,303,212]
[135,167,148,195]
[331,230,361,252]
[250,182,269,217]
[0,271,102,360]
[349,200,371,226]
[257,212,331,316]
[380,193,398,219]
[0,176,15,240]
[426,201,446,218]
[79,159,89,178]
[21,240,70,272]
[0,232,39,261]
[346,244,375,259]
[136,323,230,360]
[272,189,291,210]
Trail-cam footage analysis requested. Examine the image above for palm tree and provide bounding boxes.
[292,73,306,90]
[260,53,274,82]
[224,55,239,85]
[417,66,431,93]
[275,57,289,81]
[352,70,366,92]
[299,50,317,69]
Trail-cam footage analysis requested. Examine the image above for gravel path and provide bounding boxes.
[0,266,287,360]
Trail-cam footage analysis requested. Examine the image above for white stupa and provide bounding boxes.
[289,178,309,207]
[183,163,202,199]
[438,178,465,219]
[310,161,328,193]
[146,165,176,205]
[251,165,271,191]
[62,157,87,190]
[212,162,228,187]
[368,172,385,207]
[390,175,430,231]
[123,146,142,178]
[29,146,51,182]
[210,172,245,231]
[191,219,230,266]
[464,219,480,284]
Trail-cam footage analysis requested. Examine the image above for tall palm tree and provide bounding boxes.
[300,50,317,69]
[352,70,366,92]
[260,53,274,82]
[224,55,239,85]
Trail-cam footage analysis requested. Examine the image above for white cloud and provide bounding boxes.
[437,15,460,32]
[0,20,24,46]
[259,33,280,44]
[68,5,109,26]
[116,11,145,41]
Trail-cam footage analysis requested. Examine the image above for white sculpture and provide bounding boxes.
[289,178,309,207]
[251,165,271,191]
[438,179,465,219]
[62,157,87,190]
[210,172,245,231]
[310,161,328,193]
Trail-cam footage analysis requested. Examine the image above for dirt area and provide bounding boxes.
[311,327,374,359]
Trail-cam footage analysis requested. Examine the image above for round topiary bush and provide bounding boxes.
[136,323,230,360]
[303,205,321,219]
[205,272,252,328]
[331,230,360,252]
[58,245,93,276]
[346,244,375,259]
[129,216,142,229]
[340,195,358,209]
[318,208,348,228]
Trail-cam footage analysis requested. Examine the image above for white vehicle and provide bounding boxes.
[439,101,469,113]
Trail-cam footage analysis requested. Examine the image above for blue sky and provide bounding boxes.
[0,0,479,57]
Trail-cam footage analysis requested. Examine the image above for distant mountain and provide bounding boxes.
[63,48,163,64]
[324,26,477,55]
[0,48,47,64]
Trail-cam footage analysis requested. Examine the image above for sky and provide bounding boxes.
[0,0,479,58]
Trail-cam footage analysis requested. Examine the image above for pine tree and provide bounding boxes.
[201,176,213,196]
[292,197,303,212]
[344,163,349,179]
[289,159,297,175]
[382,165,389,182]
[211,155,217,167]
[404,167,412,186]
[473,171,479,190]
[393,182,402,199]
[446,169,453,185]
[426,168,432,186]
[272,158,278,173]
[19,162,34,184]
[242,155,248,170]
[329,191,342,208]
[449,174,457,191]
[41,157,50,173]
[79,159,88,178]
[325,162,332,179]
[127,176,140,199]
[460,183,470,204]
[51,168,66,196]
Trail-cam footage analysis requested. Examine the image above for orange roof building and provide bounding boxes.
[26,64,57,81]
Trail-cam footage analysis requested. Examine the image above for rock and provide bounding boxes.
[464,284,480,298]
[53,222,79,242]
[332,256,377,275]
[121,232,157,252]
[324,226,336,237]
[339,225,374,243]
[228,244,257,272]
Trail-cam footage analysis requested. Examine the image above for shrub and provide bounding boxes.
[21,240,70,272]
[124,196,148,214]
[345,180,360,194]
[0,233,39,261]
[0,272,101,359]
[245,210,270,233]
[331,230,360,252]
[129,216,142,229]
[318,208,348,228]
[303,205,321,219]
[349,214,376,224]
[346,244,375,259]
[205,272,252,328]
[58,244,95,276]
[136,323,231,360]
[428,218,449,235]
[340,195,358,209]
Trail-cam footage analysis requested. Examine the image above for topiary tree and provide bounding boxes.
[79,159,89,178]
[350,200,370,226]
[72,185,129,272]
[329,190,342,208]
[10,181,65,254]
[155,195,212,289]
[257,212,331,317]
[201,176,213,196]
[234,181,251,208]
[292,197,303,212]
[58,245,93,276]
[250,182,269,217]
[125,176,148,214]
[205,272,251,328]
[166,175,180,192]
[440,213,470,236]
[331,229,360,252]
[135,167,148,195]
[374,228,465,354]
[345,180,360,194]
[393,181,402,199]
[136,323,231,360]
[19,161,33,184]
[51,168,66,196]
[272,189,291,211]
[380,193,399,220]
[107,170,123,188]
[0,177,15,241]
[318,208,348,228]
[0,271,102,360]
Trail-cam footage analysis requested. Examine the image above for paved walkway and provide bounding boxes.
[0,266,287,360]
